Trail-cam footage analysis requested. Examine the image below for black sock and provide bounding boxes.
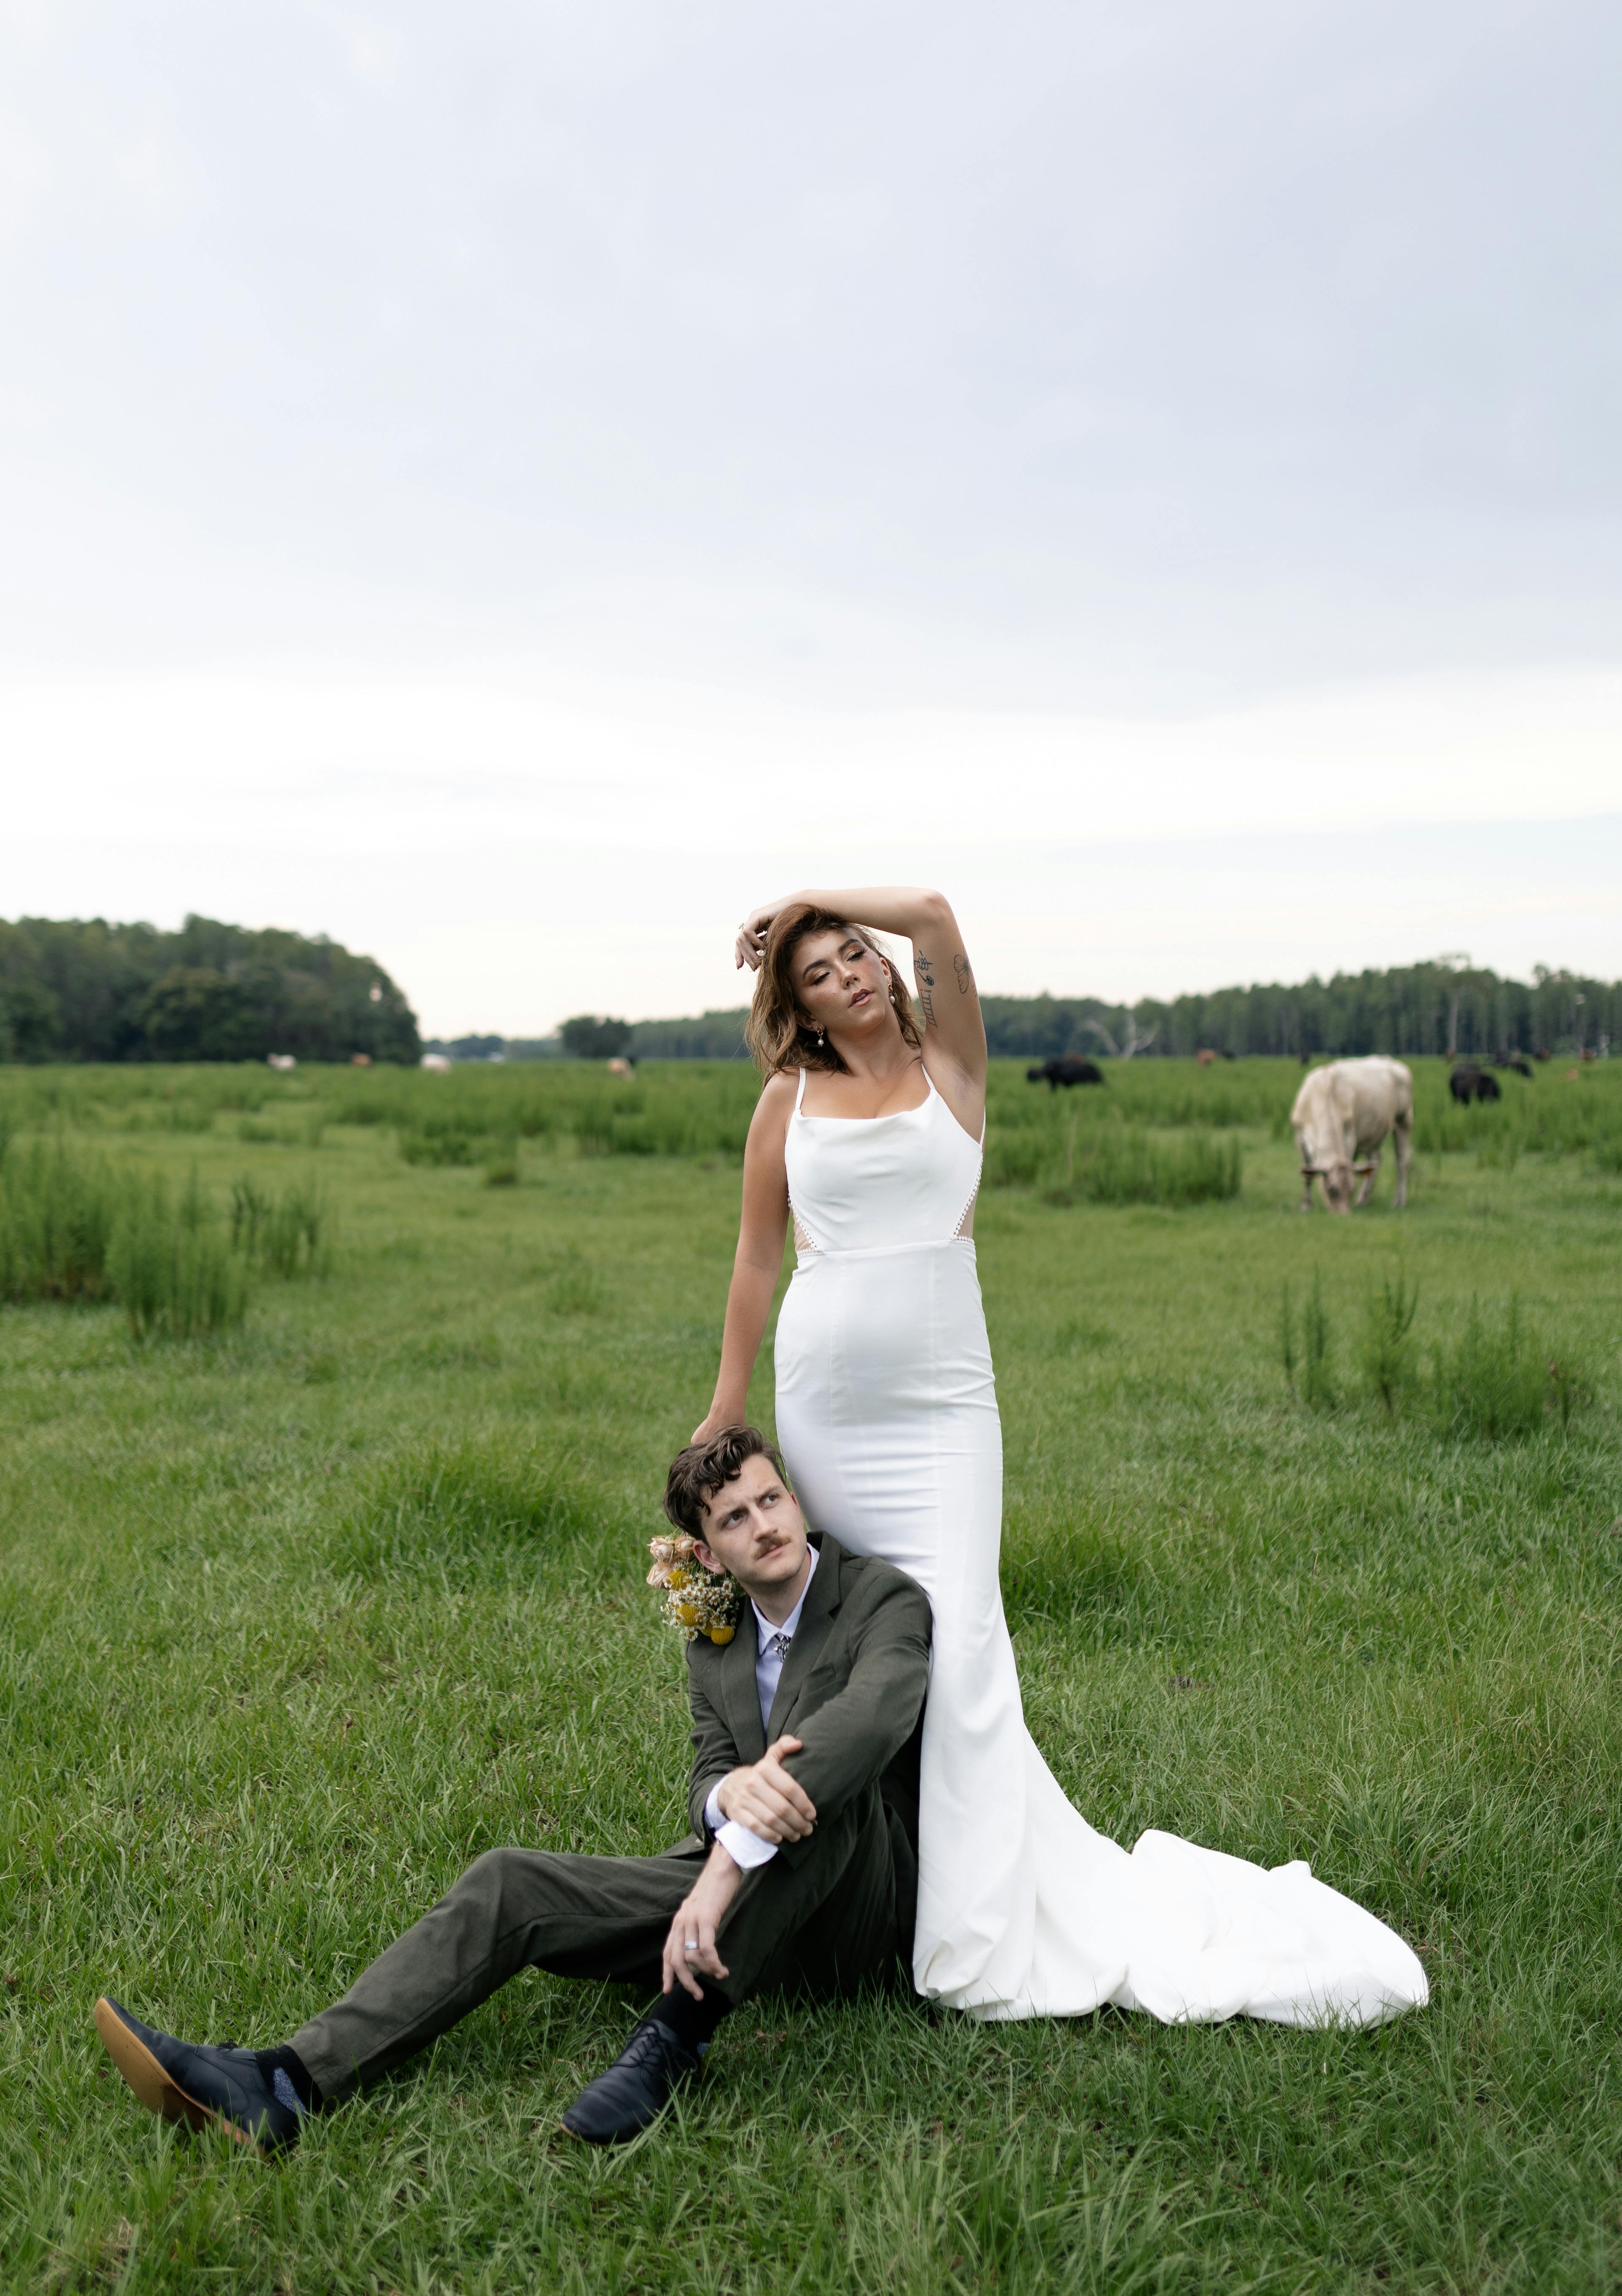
[253,2045,324,2115]
[646,1986,730,2054]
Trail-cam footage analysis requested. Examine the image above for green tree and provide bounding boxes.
[0,914,421,1064]
[0,977,60,1062]
[138,968,263,1061]
[560,1014,632,1059]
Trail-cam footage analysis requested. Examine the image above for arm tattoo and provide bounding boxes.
[913,952,937,1028]
[953,955,973,996]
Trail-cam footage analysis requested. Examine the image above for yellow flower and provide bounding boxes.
[707,1623,736,1645]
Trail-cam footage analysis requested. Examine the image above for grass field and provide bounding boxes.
[2,1058,1620,2293]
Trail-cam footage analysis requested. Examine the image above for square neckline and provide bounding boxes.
[794,1064,936,1125]
[795,1066,985,1149]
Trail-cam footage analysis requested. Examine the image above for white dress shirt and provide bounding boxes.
[702,1544,819,1869]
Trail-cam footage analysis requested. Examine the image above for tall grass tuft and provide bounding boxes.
[327,1437,604,1583]
[399,1125,478,1167]
[1047,1130,1241,1209]
[1430,1294,1562,1441]
[0,1139,121,1301]
[231,1174,331,1277]
[106,1173,248,1339]
[1301,1267,1336,1409]
[1360,1269,1420,1415]
[482,1136,520,1187]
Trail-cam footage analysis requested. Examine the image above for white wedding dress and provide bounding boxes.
[772,1065,1428,2025]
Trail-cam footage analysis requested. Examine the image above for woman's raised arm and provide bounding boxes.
[735,886,987,1090]
[691,1072,794,1443]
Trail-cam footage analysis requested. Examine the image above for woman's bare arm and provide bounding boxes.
[737,885,987,1092]
[692,1074,794,1442]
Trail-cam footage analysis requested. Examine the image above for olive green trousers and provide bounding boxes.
[293,1790,905,2102]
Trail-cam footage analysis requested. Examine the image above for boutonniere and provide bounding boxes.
[647,1534,742,1645]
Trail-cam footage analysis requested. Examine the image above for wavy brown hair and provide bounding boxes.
[742,903,923,1079]
[663,1424,789,1537]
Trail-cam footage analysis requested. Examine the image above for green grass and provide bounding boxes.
[1,1063,1620,2291]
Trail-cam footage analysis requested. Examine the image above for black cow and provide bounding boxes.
[1449,1065,1501,1104]
[1494,1054,1533,1079]
[1027,1055,1105,1089]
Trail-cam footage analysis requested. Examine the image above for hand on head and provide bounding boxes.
[735,901,781,971]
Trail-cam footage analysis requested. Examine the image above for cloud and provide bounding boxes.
[0,3,1617,1027]
[2,661,1617,1032]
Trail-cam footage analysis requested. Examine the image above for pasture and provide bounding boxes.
[2,1056,1620,2294]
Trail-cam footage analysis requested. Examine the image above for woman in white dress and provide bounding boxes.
[692,885,1427,2026]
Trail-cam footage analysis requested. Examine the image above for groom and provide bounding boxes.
[94,1427,931,2149]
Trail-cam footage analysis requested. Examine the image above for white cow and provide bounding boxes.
[1290,1057,1413,1213]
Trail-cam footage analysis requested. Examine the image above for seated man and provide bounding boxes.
[94,1426,930,2150]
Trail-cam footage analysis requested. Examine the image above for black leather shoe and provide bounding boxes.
[94,1997,304,2154]
[559,2018,704,2145]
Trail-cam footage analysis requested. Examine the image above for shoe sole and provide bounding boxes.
[557,2116,655,2146]
[94,1998,260,2153]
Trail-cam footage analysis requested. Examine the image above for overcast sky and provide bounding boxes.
[2,0,1618,1033]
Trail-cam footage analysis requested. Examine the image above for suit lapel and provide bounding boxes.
[719,1607,767,1764]
[764,1534,843,1743]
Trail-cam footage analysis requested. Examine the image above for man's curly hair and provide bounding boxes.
[663,1425,791,1538]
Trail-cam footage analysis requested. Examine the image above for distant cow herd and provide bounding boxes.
[1020,1048,1538,1215]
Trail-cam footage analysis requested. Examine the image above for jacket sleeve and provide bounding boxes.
[685,1656,744,1843]
[773,1574,931,1865]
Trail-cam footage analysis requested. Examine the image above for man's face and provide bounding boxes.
[693,1452,809,1604]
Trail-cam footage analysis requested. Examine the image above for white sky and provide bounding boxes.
[2,1,1618,1033]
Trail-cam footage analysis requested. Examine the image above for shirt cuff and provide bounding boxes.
[702,1783,777,1868]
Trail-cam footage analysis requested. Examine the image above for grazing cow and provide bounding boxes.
[1026,1055,1105,1089]
[1449,1065,1501,1104]
[1196,1048,1217,1068]
[420,1052,452,1073]
[606,1056,635,1077]
[350,1052,373,1068]
[1290,1056,1413,1213]
[267,1053,296,1072]
[1494,1054,1533,1080]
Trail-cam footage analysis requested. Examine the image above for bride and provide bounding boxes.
[692,885,1427,2026]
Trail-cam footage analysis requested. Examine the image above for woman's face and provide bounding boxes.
[792,928,893,1038]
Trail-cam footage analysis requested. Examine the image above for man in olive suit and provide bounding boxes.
[95,1426,931,2148]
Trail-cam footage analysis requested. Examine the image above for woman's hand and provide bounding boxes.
[689,1409,736,1445]
[735,896,794,971]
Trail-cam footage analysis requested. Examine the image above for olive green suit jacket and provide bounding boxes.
[683,1532,931,1934]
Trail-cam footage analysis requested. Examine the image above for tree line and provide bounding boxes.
[16,917,1603,1067]
[435,961,1619,1065]
[0,915,421,1064]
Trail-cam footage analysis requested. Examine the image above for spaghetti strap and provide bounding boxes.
[795,1066,808,1114]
